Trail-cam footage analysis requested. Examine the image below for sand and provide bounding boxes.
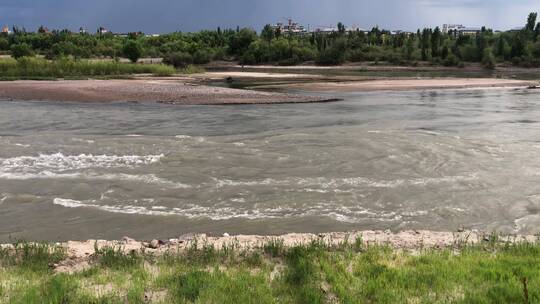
[0,77,536,105]
[255,78,538,92]
[0,79,336,105]
[201,71,319,79]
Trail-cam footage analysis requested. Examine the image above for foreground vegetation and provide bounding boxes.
[1,237,539,303]
[2,13,540,69]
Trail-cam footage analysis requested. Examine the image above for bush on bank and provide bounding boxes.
[0,57,175,78]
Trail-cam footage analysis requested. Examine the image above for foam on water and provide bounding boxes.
[53,198,416,223]
[0,153,164,174]
[0,172,190,188]
[0,194,8,205]
[213,174,479,190]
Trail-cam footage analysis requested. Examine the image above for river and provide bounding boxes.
[1,88,540,241]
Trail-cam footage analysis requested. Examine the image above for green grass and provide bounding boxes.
[180,64,206,74]
[0,57,176,79]
[1,240,540,303]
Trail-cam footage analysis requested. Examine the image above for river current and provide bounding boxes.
[1,88,540,241]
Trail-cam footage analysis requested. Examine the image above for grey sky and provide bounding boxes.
[1,0,539,33]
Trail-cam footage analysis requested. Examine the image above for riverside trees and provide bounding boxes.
[3,12,540,68]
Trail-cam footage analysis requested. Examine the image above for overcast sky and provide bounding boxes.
[1,0,539,33]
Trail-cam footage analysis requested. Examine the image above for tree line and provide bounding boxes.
[1,13,540,69]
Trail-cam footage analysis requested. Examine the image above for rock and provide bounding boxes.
[149,239,160,249]
[178,233,196,243]
[122,236,136,244]
[223,233,230,237]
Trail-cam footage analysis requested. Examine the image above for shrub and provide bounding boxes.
[443,53,460,66]
[239,52,256,65]
[346,49,366,62]
[163,51,193,68]
[193,49,212,64]
[181,64,206,74]
[11,43,35,59]
[0,57,175,78]
[123,40,142,63]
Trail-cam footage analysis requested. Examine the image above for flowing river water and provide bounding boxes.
[1,88,540,241]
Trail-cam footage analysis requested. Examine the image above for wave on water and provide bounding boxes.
[0,153,164,173]
[213,174,479,189]
[0,172,190,188]
[52,198,416,223]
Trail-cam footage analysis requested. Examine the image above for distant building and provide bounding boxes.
[313,25,367,34]
[98,27,109,35]
[392,30,413,36]
[79,27,87,34]
[459,27,481,35]
[271,19,307,35]
[442,24,466,33]
[2,25,11,34]
[442,24,481,35]
[509,26,524,32]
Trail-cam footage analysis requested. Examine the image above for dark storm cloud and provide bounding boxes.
[1,0,539,33]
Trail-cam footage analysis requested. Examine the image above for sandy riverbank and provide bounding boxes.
[0,77,537,105]
[254,77,538,92]
[0,79,337,105]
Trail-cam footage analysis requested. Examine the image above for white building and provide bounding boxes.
[98,27,109,35]
[271,19,307,35]
[1,25,11,35]
[442,24,481,35]
[312,25,367,34]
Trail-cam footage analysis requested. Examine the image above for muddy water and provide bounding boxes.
[1,88,540,241]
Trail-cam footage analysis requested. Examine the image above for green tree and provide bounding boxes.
[526,12,538,32]
[431,27,441,57]
[421,28,431,61]
[163,52,193,68]
[532,41,540,58]
[511,34,526,59]
[496,36,511,60]
[404,38,414,60]
[441,44,449,59]
[475,32,488,60]
[535,23,540,41]
[0,37,9,51]
[261,24,275,43]
[11,43,35,59]
[337,22,346,35]
[123,40,142,63]
[229,28,257,56]
[482,48,496,69]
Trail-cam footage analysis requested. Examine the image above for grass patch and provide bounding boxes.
[180,64,206,74]
[0,57,176,79]
[1,239,540,303]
